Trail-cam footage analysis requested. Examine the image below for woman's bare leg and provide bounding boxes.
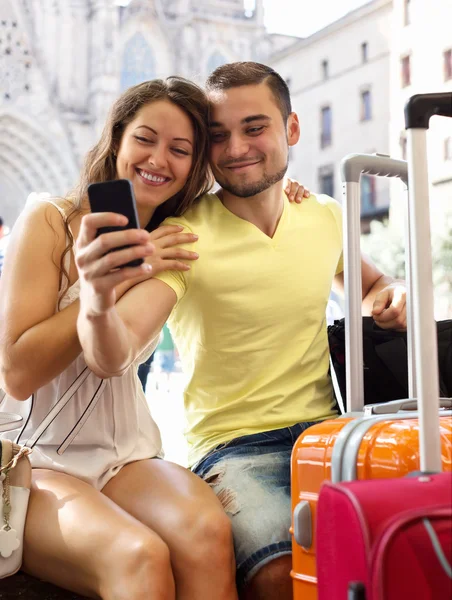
[23,469,175,600]
[102,459,238,600]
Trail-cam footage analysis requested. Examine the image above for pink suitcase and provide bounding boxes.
[316,92,452,600]
[317,473,452,600]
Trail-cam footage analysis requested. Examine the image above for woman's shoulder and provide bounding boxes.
[25,193,77,219]
[8,195,81,263]
[21,194,85,238]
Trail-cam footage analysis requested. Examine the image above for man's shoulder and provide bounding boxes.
[303,192,341,210]
[289,192,342,221]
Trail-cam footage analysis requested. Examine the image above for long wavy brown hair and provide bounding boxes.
[57,76,214,301]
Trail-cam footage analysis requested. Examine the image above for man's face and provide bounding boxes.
[208,83,299,198]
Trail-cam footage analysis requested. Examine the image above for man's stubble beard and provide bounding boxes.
[215,161,289,199]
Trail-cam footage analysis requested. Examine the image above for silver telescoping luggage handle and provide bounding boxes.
[364,398,452,416]
[404,92,452,474]
[339,153,409,414]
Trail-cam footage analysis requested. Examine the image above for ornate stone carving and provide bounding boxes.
[0,4,33,103]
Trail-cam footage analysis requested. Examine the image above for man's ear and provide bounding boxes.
[287,112,300,146]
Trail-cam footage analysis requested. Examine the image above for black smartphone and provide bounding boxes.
[87,179,144,268]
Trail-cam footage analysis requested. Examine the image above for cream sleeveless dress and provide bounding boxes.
[0,198,163,489]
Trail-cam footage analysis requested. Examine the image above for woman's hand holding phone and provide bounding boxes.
[114,225,200,299]
[75,214,199,316]
[75,212,155,316]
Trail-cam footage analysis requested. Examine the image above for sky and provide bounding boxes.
[260,0,371,37]
[116,0,372,38]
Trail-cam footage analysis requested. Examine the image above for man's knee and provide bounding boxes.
[242,555,293,600]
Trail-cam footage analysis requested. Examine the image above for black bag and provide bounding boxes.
[328,316,452,407]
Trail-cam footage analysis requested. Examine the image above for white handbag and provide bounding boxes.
[0,400,32,579]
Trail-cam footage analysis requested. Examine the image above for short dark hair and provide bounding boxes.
[0,217,3,228]
[206,62,292,123]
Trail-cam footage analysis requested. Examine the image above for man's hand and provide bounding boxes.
[371,283,407,330]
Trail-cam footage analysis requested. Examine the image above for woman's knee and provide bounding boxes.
[172,503,234,566]
[101,528,175,599]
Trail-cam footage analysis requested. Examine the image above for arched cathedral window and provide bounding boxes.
[207,51,228,73]
[120,33,156,91]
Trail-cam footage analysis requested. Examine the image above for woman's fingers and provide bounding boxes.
[157,232,199,249]
[77,228,150,269]
[87,263,153,295]
[77,213,128,248]
[82,243,155,280]
[148,225,185,241]
[145,227,200,274]
[159,248,199,261]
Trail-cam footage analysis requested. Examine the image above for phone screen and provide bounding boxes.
[87,179,144,268]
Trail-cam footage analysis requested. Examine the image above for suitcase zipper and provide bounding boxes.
[370,505,452,599]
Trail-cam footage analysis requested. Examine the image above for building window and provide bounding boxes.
[207,51,228,73]
[319,166,335,198]
[322,60,329,80]
[444,49,452,81]
[320,106,332,148]
[361,42,368,63]
[404,0,411,26]
[445,137,452,161]
[401,55,411,87]
[120,33,156,92]
[360,89,372,121]
[361,175,376,214]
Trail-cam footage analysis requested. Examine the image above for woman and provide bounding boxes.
[0,77,306,600]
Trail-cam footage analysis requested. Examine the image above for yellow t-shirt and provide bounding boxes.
[155,192,343,466]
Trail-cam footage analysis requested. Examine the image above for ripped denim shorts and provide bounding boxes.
[191,421,318,591]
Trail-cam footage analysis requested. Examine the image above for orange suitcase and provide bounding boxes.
[291,409,452,599]
[290,152,452,600]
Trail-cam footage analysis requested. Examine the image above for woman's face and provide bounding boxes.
[116,99,195,225]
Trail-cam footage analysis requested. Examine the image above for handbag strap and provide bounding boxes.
[0,440,31,474]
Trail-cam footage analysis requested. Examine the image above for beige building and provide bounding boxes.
[389,0,452,225]
[389,0,452,318]
[270,0,393,231]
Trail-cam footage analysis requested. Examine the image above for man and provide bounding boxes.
[150,62,406,600]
